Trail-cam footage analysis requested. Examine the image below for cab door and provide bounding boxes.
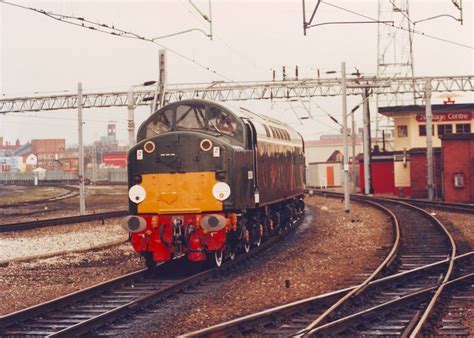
[242,118,260,204]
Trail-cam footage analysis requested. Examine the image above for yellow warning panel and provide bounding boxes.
[138,172,223,214]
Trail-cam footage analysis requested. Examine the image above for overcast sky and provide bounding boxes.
[0,0,473,146]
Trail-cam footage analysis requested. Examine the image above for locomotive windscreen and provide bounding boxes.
[139,101,244,144]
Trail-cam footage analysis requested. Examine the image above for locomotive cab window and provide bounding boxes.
[138,101,245,145]
[145,109,173,138]
[208,107,238,136]
[176,104,206,130]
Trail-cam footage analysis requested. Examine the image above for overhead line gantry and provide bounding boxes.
[0,75,472,113]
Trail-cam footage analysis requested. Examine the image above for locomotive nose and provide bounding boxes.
[121,215,147,233]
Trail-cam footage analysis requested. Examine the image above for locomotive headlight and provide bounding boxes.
[212,182,231,201]
[200,214,226,232]
[129,185,146,203]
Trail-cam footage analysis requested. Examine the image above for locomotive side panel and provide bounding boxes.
[256,142,305,205]
[232,148,255,210]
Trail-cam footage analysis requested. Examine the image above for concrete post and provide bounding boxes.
[78,82,86,215]
[425,79,434,200]
[362,90,371,195]
[341,62,350,212]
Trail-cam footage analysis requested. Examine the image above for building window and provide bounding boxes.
[397,125,408,137]
[437,124,453,136]
[419,125,434,136]
[455,123,471,134]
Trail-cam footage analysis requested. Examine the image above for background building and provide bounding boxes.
[360,103,474,201]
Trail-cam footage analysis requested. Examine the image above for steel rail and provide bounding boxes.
[295,200,401,334]
[405,201,457,337]
[0,210,307,336]
[0,268,148,329]
[309,191,458,337]
[0,210,128,233]
[386,197,474,214]
[307,188,474,214]
[306,272,474,336]
[180,252,472,337]
[0,185,79,209]
[186,192,460,337]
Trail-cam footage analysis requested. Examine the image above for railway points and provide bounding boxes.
[184,192,472,337]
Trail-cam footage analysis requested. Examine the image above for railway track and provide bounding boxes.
[306,188,474,214]
[386,196,474,214]
[0,208,307,336]
[0,210,128,233]
[0,185,79,209]
[184,193,472,337]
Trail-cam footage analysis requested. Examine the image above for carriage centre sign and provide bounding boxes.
[416,111,472,123]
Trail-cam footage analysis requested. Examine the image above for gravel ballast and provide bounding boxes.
[0,195,392,332]
[0,220,127,262]
[114,195,393,337]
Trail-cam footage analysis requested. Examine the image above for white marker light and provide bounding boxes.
[129,185,146,203]
[212,182,231,201]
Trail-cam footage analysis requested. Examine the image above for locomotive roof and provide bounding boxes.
[146,99,303,147]
[177,99,304,146]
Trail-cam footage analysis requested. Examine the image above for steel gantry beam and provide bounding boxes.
[0,75,472,113]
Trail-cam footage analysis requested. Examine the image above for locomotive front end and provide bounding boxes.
[122,100,251,266]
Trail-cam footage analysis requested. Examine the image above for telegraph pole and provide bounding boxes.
[78,82,86,215]
[341,62,350,212]
[425,79,434,200]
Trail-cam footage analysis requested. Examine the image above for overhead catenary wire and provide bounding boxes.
[179,0,273,77]
[0,0,234,81]
[320,0,473,50]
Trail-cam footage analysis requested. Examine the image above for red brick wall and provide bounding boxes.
[442,138,474,203]
[409,152,442,199]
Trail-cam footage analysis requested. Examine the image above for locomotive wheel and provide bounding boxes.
[244,242,251,253]
[214,250,224,267]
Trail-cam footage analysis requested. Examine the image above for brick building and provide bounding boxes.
[408,148,442,199]
[441,134,474,203]
[362,103,474,200]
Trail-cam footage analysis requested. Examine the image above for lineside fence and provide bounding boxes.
[0,168,127,185]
